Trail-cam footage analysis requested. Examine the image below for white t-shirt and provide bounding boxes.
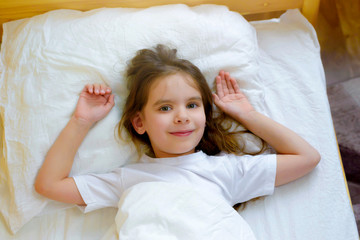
[73,151,277,213]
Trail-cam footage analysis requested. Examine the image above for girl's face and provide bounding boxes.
[132,72,206,158]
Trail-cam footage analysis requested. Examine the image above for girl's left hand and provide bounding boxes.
[213,71,255,121]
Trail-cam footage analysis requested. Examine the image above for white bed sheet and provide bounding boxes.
[0,7,358,240]
[242,12,359,239]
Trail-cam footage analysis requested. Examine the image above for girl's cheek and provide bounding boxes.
[153,114,170,125]
[199,108,206,122]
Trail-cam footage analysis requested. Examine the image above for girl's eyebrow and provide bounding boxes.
[153,96,202,106]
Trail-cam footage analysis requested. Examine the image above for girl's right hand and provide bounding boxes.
[73,84,115,126]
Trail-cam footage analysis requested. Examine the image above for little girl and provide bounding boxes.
[34,44,320,215]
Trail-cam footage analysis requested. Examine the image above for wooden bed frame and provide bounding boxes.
[0,0,320,42]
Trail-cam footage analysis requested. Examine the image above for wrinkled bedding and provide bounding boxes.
[0,5,358,240]
[101,182,256,240]
[0,5,260,233]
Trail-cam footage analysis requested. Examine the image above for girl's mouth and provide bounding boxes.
[170,130,193,137]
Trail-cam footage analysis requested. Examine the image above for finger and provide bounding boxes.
[230,77,241,94]
[215,76,224,98]
[85,84,93,94]
[225,72,234,94]
[219,70,225,79]
[103,91,113,101]
[100,84,106,95]
[221,73,229,96]
[105,94,115,111]
[93,83,100,95]
[213,93,225,110]
[212,93,221,107]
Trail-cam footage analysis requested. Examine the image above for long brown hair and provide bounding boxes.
[118,44,266,157]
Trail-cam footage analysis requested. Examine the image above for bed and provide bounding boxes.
[0,0,358,239]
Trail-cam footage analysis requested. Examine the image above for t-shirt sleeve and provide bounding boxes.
[72,168,124,213]
[230,154,277,205]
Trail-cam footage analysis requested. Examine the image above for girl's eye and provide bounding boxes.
[160,106,171,112]
[187,103,198,109]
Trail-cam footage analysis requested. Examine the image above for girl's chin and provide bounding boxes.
[154,148,196,158]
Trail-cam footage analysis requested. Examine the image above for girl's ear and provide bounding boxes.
[131,112,146,135]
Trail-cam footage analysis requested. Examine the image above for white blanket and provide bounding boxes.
[101,182,256,240]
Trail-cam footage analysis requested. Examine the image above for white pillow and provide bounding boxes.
[0,4,260,233]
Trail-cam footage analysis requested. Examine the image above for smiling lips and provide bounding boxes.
[170,130,194,137]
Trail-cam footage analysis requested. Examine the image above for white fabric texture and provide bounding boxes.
[0,5,358,240]
[0,4,260,233]
[102,182,257,240]
[239,11,359,239]
[73,151,276,213]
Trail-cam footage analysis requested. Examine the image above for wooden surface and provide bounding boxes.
[0,0,320,41]
[302,0,321,25]
[0,0,305,22]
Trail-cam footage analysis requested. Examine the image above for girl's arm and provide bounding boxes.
[34,84,115,204]
[213,71,320,187]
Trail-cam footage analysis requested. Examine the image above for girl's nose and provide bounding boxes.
[174,108,190,123]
